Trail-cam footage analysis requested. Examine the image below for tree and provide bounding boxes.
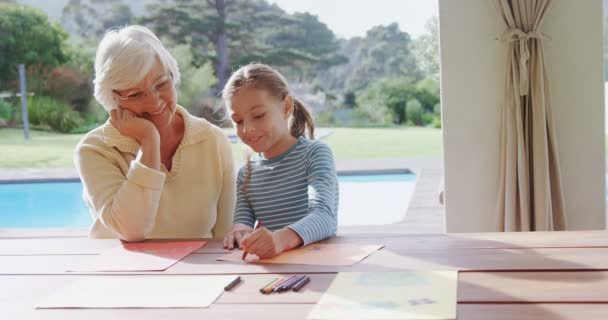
[343,91,356,109]
[61,0,133,39]
[141,0,344,94]
[264,12,346,78]
[63,37,97,76]
[312,37,364,91]
[142,0,285,93]
[413,16,440,81]
[356,77,439,125]
[357,77,414,124]
[414,78,440,113]
[168,43,217,109]
[315,23,421,93]
[346,23,421,91]
[406,98,423,126]
[0,3,68,88]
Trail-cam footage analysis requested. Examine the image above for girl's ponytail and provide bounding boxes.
[290,97,315,140]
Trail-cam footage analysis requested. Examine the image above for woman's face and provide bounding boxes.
[113,60,177,129]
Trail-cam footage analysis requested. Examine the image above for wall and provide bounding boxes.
[439,0,606,231]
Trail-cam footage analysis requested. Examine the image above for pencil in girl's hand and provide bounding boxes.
[242,220,260,260]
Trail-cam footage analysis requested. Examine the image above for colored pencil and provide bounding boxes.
[273,275,299,292]
[277,275,305,292]
[259,277,280,293]
[292,276,310,292]
[269,276,294,293]
[242,220,260,260]
[224,276,241,291]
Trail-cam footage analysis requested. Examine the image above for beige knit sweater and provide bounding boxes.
[74,106,235,241]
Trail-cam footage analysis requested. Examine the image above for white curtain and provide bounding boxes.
[493,0,567,231]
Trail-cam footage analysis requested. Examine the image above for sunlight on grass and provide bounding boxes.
[324,127,443,159]
[0,126,443,168]
[0,129,83,168]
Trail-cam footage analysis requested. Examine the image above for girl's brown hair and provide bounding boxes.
[222,63,315,203]
[222,63,314,140]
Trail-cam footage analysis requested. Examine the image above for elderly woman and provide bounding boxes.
[74,25,235,241]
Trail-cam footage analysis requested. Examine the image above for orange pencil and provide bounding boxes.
[259,277,282,294]
[242,220,260,260]
[263,276,291,294]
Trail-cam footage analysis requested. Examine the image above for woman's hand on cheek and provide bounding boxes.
[240,227,284,259]
[110,107,158,144]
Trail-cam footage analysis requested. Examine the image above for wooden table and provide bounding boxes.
[2,230,608,319]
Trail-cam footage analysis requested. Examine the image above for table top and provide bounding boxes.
[3,230,608,319]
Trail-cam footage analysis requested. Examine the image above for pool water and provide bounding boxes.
[338,174,416,226]
[0,182,92,228]
[0,174,416,228]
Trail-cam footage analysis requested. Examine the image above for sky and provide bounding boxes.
[267,0,438,39]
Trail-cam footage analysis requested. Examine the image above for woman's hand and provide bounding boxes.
[223,223,254,250]
[110,107,159,144]
[110,107,161,170]
[241,227,303,259]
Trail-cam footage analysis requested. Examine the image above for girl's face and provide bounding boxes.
[113,60,178,130]
[229,86,294,159]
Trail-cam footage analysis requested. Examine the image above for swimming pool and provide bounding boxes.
[0,173,416,228]
[0,182,92,228]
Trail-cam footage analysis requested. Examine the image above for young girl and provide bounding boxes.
[221,63,339,259]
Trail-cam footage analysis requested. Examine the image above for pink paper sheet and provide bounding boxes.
[217,243,383,266]
[69,241,206,272]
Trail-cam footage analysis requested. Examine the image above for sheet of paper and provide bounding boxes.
[68,241,206,272]
[36,275,237,308]
[309,271,458,320]
[216,243,383,266]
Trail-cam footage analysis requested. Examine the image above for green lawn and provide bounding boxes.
[323,127,443,159]
[0,129,84,168]
[0,127,443,168]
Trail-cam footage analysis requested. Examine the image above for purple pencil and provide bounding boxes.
[292,276,310,292]
[276,275,305,292]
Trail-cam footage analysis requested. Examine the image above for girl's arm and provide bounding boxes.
[286,141,338,246]
[233,166,256,228]
[224,166,257,249]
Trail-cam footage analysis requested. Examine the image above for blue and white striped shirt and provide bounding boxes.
[234,136,339,245]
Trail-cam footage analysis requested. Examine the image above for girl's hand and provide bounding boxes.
[110,107,158,144]
[223,223,254,250]
[240,227,284,259]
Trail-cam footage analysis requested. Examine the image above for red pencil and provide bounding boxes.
[242,220,260,260]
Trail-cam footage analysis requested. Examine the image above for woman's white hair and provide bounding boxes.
[93,25,181,111]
